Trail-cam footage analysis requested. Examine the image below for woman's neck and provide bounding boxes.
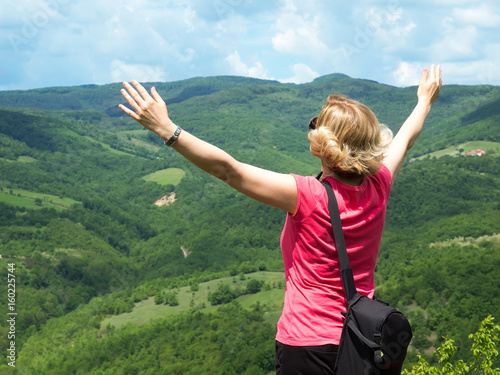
[321,166,364,186]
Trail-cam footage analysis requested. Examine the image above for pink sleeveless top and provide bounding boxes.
[276,166,392,346]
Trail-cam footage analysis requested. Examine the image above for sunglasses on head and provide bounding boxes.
[308,116,318,131]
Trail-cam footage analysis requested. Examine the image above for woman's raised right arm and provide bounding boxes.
[119,81,298,214]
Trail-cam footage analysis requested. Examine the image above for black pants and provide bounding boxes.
[275,341,339,375]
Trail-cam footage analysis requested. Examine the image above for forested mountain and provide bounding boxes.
[0,74,499,374]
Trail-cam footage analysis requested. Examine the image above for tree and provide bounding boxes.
[189,280,199,292]
[246,279,263,294]
[166,292,179,306]
[154,294,164,305]
[403,315,500,375]
[208,283,235,305]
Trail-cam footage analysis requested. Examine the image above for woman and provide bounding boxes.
[119,65,442,374]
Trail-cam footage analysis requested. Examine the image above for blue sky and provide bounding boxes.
[1,0,500,91]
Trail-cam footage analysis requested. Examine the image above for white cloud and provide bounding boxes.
[360,5,416,51]
[271,1,329,57]
[279,63,319,84]
[225,51,271,80]
[393,62,421,87]
[419,0,477,5]
[110,60,166,83]
[453,4,500,27]
[272,28,328,56]
[363,5,403,27]
[441,60,498,85]
[438,42,500,85]
[1,0,499,89]
[431,24,479,61]
[182,5,199,32]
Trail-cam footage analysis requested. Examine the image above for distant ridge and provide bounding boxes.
[0,75,279,112]
[311,73,351,83]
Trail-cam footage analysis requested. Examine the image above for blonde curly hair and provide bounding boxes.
[308,94,393,177]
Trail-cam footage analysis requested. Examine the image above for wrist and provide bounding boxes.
[415,100,432,113]
[163,126,182,147]
[157,122,177,142]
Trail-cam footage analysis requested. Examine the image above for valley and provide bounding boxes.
[0,74,498,374]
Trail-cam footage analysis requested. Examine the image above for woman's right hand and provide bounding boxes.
[119,81,176,141]
[417,64,442,106]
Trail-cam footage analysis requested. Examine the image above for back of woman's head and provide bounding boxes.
[308,94,393,177]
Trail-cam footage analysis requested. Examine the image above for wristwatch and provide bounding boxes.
[164,126,182,147]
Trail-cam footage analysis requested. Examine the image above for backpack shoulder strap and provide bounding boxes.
[322,180,358,302]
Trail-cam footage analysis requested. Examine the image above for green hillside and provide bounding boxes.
[0,75,499,374]
[101,271,285,329]
[0,187,80,211]
[413,140,500,160]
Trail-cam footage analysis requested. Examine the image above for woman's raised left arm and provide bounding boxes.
[383,65,442,180]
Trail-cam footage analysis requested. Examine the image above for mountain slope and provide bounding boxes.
[0,75,499,373]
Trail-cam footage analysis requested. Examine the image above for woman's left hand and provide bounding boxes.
[119,81,175,140]
[417,64,442,107]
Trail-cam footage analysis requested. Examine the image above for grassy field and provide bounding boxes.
[101,271,286,329]
[0,187,81,210]
[82,135,150,159]
[118,130,162,151]
[17,156,37,163]
[429,233,500,248]
[413,141,500,161]
[142,168,186,186]
[0,156,38,163]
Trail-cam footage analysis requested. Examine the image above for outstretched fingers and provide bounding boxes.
[120,84,142,115]
[121,82,144,108]
[428,64,442,86]
[131,80,152,102]
[151,86,165,104]
[421,67,429,85]
[429,64,436,81]
[118,103,140,121]
[119,81,158,118]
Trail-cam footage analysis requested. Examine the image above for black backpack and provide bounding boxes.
[323,181,412,374]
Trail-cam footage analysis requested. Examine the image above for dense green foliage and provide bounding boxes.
[404,315,500,374]
[0,74,499,373]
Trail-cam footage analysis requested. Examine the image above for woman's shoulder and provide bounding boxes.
[371,164,393,189]
[291,174,324,192]
[289,174,326,219]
